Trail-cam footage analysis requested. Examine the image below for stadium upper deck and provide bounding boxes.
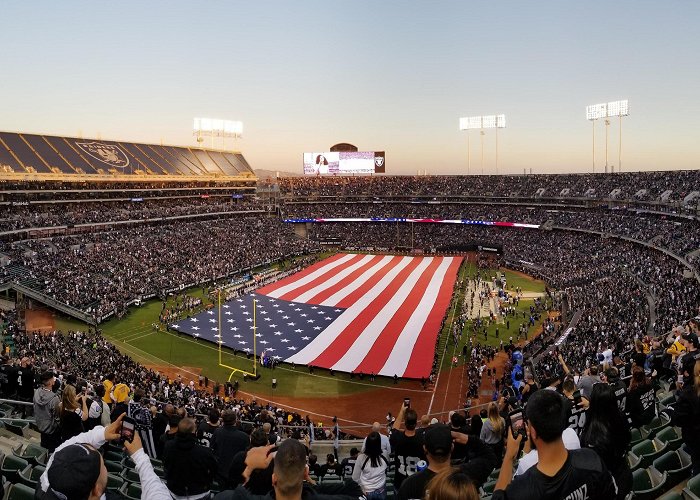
[0,131,255,181]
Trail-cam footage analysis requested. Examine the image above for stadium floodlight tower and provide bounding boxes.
[606,100,629,173]
[586,103,607,173]
[459,114,506,175]
[193,118,243,150]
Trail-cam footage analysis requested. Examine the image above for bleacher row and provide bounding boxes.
[0,392,696,499]
[0,132,253,177]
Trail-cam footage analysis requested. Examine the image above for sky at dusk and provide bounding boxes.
[1,1,699,175]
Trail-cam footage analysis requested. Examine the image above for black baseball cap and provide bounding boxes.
[424,424,453,457]
[45,444,102,499]
[40,370,55,383]
[682,332,699,349]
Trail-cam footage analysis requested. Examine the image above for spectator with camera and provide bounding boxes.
[389,403,426,489]
[38,413,171,499]
[59,384,89,443]
[492,390,616,500]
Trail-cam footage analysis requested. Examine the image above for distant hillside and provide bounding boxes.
[254,169,303,179]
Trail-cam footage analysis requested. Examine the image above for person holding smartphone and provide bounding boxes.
[37,413,171,500]
[492,390,616,500]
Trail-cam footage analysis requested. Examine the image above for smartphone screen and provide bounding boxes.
[120,417,136,444]
[509,410,525,439]
[403,398,411,408]
[573,390,582,406]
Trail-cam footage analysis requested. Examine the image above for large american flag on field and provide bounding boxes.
[171,253,462,378]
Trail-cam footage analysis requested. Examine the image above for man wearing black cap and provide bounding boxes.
[33,370,61,451]
[38,413,171,499]
[397,423,497,500]
[397,424,454,500]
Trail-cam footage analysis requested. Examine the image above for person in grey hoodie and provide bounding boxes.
[33,370,61,451]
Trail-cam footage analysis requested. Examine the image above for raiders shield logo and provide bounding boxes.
[374,152,385,173]
[76,141,130,168]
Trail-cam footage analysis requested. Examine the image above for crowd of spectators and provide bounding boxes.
[7,217,318,318]
[284,202,700,260]
[0,197,265,232]
[3,314,353,450]
[279,170,700,202]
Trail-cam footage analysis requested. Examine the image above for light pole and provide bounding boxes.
[605,119,610,174]
[586,103,606,173]
[480,129,485,175]
[193,118,243,150]
[587,100,629,174]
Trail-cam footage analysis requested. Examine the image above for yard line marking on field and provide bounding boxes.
[124,332,156,344]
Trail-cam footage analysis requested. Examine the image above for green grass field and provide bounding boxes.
[51,256,548,399]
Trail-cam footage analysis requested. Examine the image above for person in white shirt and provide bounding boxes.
[39,413,171,499]
[353,431,389,499]
[514,426,580,476]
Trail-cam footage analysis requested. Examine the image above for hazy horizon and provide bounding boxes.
[2,1,699,176]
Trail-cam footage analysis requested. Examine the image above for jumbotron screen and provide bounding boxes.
[303,151,385,175]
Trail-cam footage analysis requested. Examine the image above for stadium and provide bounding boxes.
[1,3,699,500]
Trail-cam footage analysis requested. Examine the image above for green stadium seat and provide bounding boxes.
[4,420,28,437]
[119,482,142,500]
[659,393,676,407]
[627,451,643,471]
[488,468,500,481]
[104,450,124,463]
[630,427,645,446]
[3,482,35,500]
[122,456,136,469]
[12,443,48,467]
[17,464,46,488]
[652,449,692,486]
[1,454,29,484]
[153,466,166,478]
[106,473,125,493]
[320,475,342,484]
[641,414,671,438]
[630,438,668,468]
[0,403,15,414]
[657,491,683,500]
[104,460,123,474]
[482,480,496,494]
[631,466,667,500]
[656,426,684,451]
[683,472,700,500]
[121,467,141,483]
